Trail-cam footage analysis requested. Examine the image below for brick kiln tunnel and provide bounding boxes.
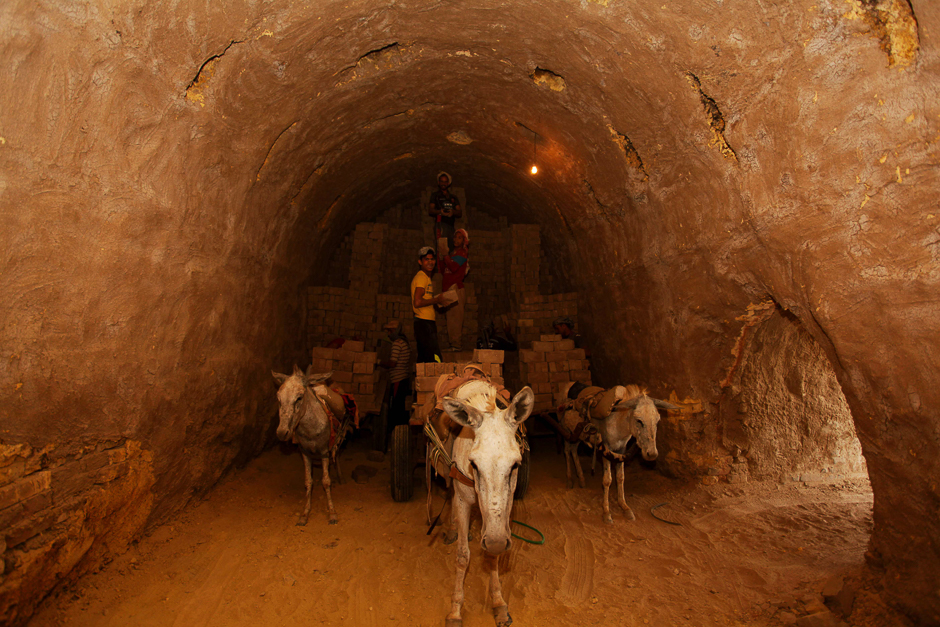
[1,1,939,624]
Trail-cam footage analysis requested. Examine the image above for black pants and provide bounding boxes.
[414,317,441,363]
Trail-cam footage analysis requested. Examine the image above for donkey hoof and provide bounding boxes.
[329,517,338,525]
[296,517,308,527]
[623,508,636,521]
[493,605,512,626]
[445,618,463,627]
[443,530,457,545]
[603,515,614,525]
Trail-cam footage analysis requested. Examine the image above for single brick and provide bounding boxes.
[472,349,505,364]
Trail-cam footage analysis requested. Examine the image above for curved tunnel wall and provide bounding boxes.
[1,1,938,623]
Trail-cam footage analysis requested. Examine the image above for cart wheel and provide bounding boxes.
[390,424,414,502]
[372,400,389,452]
[514,445,531,500]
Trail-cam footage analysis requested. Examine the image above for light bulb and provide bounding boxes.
[530,165,538,175]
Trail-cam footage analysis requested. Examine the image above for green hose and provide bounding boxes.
[510,520,545,545]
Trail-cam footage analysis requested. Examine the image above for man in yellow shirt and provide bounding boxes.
[411,246,445,363]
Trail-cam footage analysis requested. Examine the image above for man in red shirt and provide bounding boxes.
[440,228,469,351]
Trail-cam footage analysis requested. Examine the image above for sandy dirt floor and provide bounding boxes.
[28,430,912,627]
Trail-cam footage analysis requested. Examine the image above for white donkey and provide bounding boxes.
[558,383,678,524]
[439,380,535,627]
[272,365,347,526]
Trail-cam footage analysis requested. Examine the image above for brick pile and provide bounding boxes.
[413,349,505,408]
[349,222,387,294]
[510,224,540,298]
[514,292,578,346]
[380,227,425,294]
[311,343,380,413]
[468,229,510,325]
[518,334,591,412]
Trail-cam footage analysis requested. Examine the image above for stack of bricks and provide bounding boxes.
[311,342,380,413]
[413,349,505,408]
[519,335,591,412]
[468,229,510,325]
[325,233,353,288]
[380,227,425,294]
[510,224,541,299]
[514,292,579,347]
[349,222,387,295]
[307,286,351,346]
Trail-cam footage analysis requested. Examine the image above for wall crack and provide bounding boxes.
[686,72,737,162]
[185,39,244,105]
[256,122,299,183]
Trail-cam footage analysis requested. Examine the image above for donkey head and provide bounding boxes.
[442,385,535,556]
[613,394,680,462]
[272,365,331,440]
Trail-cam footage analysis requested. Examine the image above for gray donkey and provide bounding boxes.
[558,382,679,524]
[272,365,348,525]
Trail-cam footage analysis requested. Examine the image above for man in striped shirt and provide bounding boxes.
[381,320,413,443]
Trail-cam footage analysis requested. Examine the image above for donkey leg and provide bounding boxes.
[297,453,314,527]
[444,477,458,545]
[321,455,338,525]
[601,458,614,524]
[446,493,472,627]
[573,442,587,488]
[332,454,344,485]
[616,461,635,520]
[489,554,512,627]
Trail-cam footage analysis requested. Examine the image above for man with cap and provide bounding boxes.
[428,172,462,252]
[378,320,412,447]
[553,316,586,351]
[411,246,445,363]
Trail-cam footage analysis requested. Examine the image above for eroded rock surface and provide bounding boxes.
[1,0,938,624]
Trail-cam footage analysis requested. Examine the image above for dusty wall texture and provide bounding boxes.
[1,0,938,624]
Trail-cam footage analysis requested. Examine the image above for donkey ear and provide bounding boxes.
[613,398,641,411]
[292,364,303,377]
[653,399,681,411]
[307,371,332,385]
[272,370,289,385]
[506,387,535,426]
[442,397,485,429]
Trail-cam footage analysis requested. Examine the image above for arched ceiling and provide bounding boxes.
[2,0,939,623]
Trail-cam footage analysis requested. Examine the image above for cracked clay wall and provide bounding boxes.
[1,0,940,624]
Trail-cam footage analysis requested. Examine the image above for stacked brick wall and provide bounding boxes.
[519,335,592,412]
[510,224,540,299]
[310,343,380,413]
[413,349,505,408]
[324,233,353,289]
[515,292,578,347]
[380,227,425,296]
[349,222,386,294]
[307,219,584,402]
[467,229,510,327]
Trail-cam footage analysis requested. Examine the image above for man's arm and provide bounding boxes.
[428,193,441,218]
[413,286,443,308]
